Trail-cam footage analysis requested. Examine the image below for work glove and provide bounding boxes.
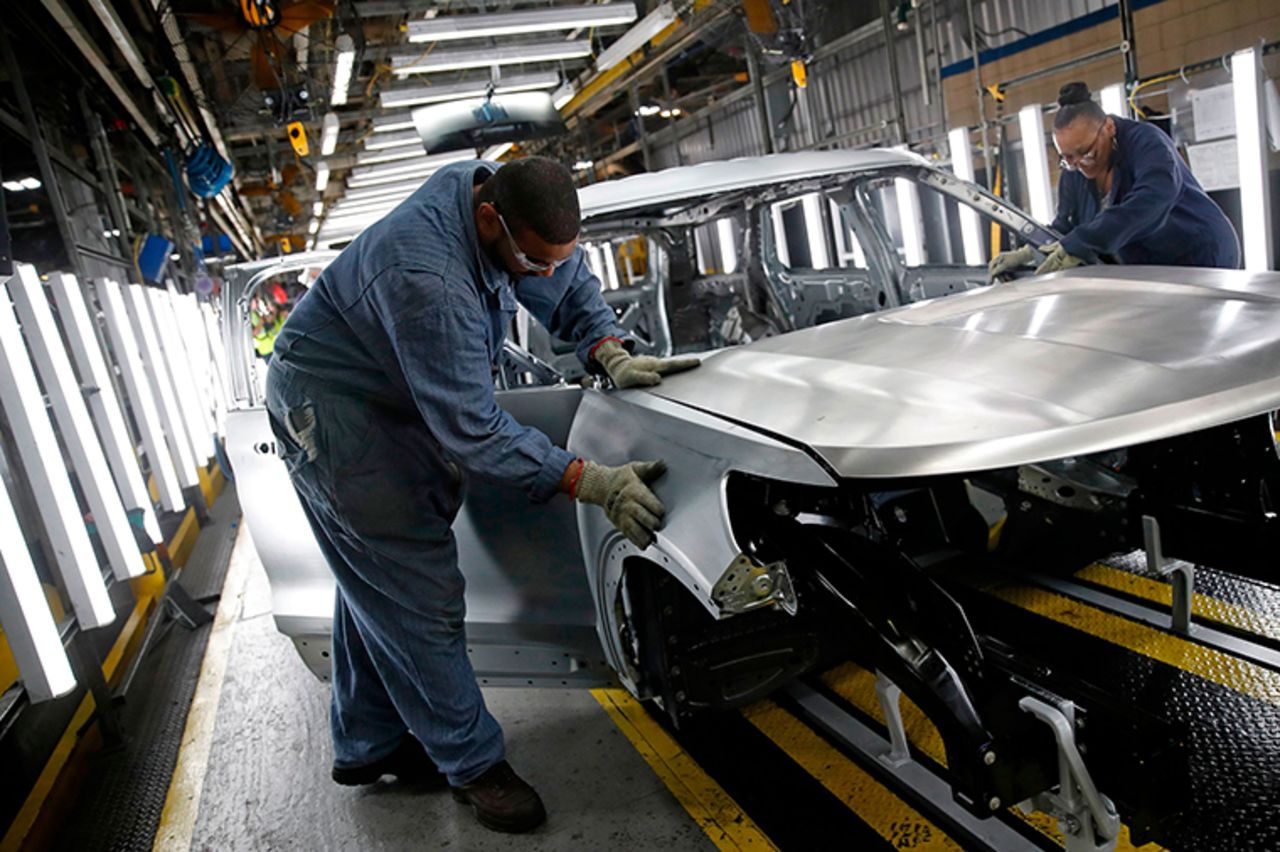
[574,459,667,549]
[987,244,1039,281]
[593,338,700,389]
[1034,242,1085,276]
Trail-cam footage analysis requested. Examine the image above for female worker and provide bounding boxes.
[989,81,1240,278]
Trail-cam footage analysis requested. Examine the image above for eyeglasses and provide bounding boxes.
[1058,123,1106,171]
[496,211,570,273]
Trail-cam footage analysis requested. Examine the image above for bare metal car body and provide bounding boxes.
[223,151,1280,845]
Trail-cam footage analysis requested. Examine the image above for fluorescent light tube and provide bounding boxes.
[343,177,434,202]
[20,177,41,190]
[552,82,576,110]
[1100,83,1125,118]
[331,33,355,107]
[894,179,924,267]
[320,112,339,156]
[347,151,475,185]
[308,219,320,234]
[800,193,830,269]
[392,41,591,77]
[364,129,422,150]
[380,72,561,109]
[408,3,637,42]
[357,144,429,166]
[1018,103,1053,224]
[372,112,417,133]
[716,218,737,273]
[0,474,77,703]
[482,142,515,161]
[595,2,676,71]
[948,126,985,266]
[315,162,330,192]
[312,201,324,216]
[1232,47,1273,271]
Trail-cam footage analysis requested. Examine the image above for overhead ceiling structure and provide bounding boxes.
[29,0,845,254]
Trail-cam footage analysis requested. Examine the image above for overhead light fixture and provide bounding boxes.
[391,41,592,77]
[658,107,681,118]
[2,181,22,192]
[315,162,330,192]
[357,144,429,166]
[1232,47,1273,271]
[594,2,676,72]
[573,159,595,171]
[482,142,515,160]
[20,177,41,190]
[635,103,660,117]
[331,34,355,107]
[552,82,576,110]
[343,177,435,202]
[380,72,561,109]
[1018,103,1053,224]
[312,201,324,216]
[320,112,339,156]
[947,126,985,266]
[407,3,637,42]
[1099,83,1126,118]
[345,151,476,188]
[800,193,830,269]
[364,129,422,150]
[371,112,417,134]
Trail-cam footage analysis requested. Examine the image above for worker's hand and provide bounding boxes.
[593,338,700,389]
[987,244,1039,281]
[573,459,667,549]
[1034,242,1085,276]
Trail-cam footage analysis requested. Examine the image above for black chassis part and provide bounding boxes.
[714,471,1187,835]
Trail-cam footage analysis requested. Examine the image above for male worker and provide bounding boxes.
[264,156,699,833]
[990,81,1240,278]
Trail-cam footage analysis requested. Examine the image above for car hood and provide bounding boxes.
[649,267,1280,478]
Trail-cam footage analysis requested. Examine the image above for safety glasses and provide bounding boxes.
[1058,123,1106,172]
[497,211,571,273]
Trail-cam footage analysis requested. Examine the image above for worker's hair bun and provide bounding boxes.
[1057,82,1093,107]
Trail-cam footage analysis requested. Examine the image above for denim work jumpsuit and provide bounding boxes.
[264,161,623,784]
[1052,116,1240,268]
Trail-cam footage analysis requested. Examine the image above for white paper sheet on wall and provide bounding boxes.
[1187,138,1240,191]
[1190,83,1237,141]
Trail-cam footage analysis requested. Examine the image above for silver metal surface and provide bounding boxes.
[651,267,1280,478]
[577,149,923,220]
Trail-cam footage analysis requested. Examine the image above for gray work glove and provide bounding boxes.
[593,338,701,389]
[1034,241,1085,276]
[574,459,667,549]
[987,244,1039,281]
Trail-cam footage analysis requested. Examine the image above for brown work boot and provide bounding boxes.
[451,761,547,833]
[331,734,447,787]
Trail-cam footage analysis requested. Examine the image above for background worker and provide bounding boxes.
[990,81,1240,278]
[264,156,698,834]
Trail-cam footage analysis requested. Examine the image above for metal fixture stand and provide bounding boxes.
[1142,515,1194,635]
[874,671,911,767]
[113,559,214,701]
[1018,696,1120,852]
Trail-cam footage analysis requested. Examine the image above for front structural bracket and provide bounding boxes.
[1018,695,1120,852]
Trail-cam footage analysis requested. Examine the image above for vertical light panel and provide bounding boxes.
[173,292,223,437]
[49,275,162,544]
[769,203,791,267]
[97,278,186,512]
[124,284,200,489]
[1232,48,1273,271]
[893,180,925,267]
[801,193,831,269]
[948,126,986,266]
[0,272,115,628]
[197,301,233,430]
[1099,83,1126,118]
[1019,104,1054,224]
[0,473,76,702]
[9,268,144,580]
[716,218,738,274]
[602,243,622,290]
[147,287,214,459]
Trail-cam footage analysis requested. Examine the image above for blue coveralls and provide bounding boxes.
[1052,116,1240,268]
[264,160,623,784]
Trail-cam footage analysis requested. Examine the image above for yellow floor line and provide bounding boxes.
[819,662,1162,851]
[994,585,1280,706]
[1077,563,1280,642]
[152,524,254,852]
[591,688,777,852]
[742,699,963,850]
